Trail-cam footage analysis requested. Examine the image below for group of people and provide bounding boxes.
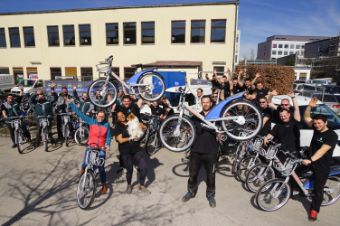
[1,73,338,221]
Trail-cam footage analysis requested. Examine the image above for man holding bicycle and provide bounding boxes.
[301,98,338,221]
[68,99,111,195]
[182,95,219,208]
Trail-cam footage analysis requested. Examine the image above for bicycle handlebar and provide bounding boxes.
[57,112,72,116]
[37,115,52,119]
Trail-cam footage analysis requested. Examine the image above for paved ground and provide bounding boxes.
[0,136,339,226]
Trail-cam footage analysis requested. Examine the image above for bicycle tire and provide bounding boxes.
[88,79,117,108]
[77,170,96,209]
[43,127,48,152]
[231,142,247,175]
[172,162,190,177]
[256,178,291,212]
[15,129,23,154]
[75,127,89,145]
[246,163,275,193]
[137,71,165,102]
[237,155,261,182]
[159,114,196,152]
[321,176,340,206]
[64,125,69,147]
[145,133,161,156]
[221,100,262,141]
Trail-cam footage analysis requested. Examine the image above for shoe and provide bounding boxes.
[139,186,151,194]
[207,196,216,208]
[11,144,17,148]
[182,192,195,202]
[126,185,132,194]
[80,168,85,175]
[100,184,108,194]
[309,210,318,221]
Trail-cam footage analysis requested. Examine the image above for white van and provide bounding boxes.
[272,95,340,157]
[0,74,15,92]
[11,79,44,95]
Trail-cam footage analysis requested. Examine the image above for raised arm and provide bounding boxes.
[267,90,278,110]
[69,102,94,125]
[304,97,317,128]
[288,92,301,122]
[73,86,80,102]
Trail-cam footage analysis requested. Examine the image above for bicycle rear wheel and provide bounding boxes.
[43,127,48,152]
[77,170,96,209]
[75,127,89,145]
[321,176,340,206]
[256,178,291,212]
[159,115,196,152]
[64,126,69,147]
[88,79,117,108]
[246,164,275,193]
[137,72,165,101]
[237,155,261,182]
[221,101,262,141]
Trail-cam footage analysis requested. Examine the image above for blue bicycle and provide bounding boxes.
[88,55,165,108]
[159,86,263,152]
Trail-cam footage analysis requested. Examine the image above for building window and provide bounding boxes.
[191,20,205,43]
[290,44,294,49]
[278,51,282,55]
[81,67,93,81]
[211,19,226,43]
[0,28,6,47]
[65,67,77,80]
[171,20,185,43]
[50,67,61,80]
[141,21,155,44]
[47,25,60,46]
[26,67,38,79]
[289,51,294,54]
[63,25,75,46]
[284,44,288,48]
[124,67,135,80]
[23,26,35,47]
[284,51,288,55]
[272,50,276,55]
[272,44,277,48]
[278,44,283,48]
[213,66,224,76]
[79,24,91,46]
[123,22,136,44]
[106,23,119,45]
[13,67,23,83]
[0,67,10,74]
[9,27,21,47]
[296,45,300,49]
[111,67,119,76]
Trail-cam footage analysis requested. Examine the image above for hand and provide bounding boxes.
[50,82,56,88]
[263,137,269,146]
[255,72,261,78]
[308,97,318,108]
[288,92,295,98]
[269,90,278,96]
[302,159,312,166]
[73,85,77,91]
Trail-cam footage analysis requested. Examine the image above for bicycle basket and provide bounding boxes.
[89,151,98,164]
[274,158,295,177]
[252,138,263,152]
[96,64,110,74]
[264,145,278,160]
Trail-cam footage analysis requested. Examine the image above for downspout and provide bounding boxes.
[232,0,239,71]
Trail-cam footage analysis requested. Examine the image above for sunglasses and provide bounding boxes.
[259,101,266,104]
[281,104,289,106]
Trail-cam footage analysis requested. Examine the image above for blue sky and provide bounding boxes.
[0,0,339,59]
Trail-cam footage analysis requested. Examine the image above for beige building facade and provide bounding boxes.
[0,1,238,82]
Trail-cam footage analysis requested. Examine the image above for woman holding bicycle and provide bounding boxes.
[114,111,149,194]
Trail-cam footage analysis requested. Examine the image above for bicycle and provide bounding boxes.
[6,116,30,154]
[255,152,340,212]
[58,112,72,147]
[88,55,165,108]
[159,85,262,152]
[76,146,105,209]
[74,118,89,145]
[140,113,162,156]
[37,116,51,152]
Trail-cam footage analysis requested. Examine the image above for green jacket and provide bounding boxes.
[34,101,53,117]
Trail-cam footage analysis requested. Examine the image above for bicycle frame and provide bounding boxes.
[82,149,105,188]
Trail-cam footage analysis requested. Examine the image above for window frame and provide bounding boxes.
[171,20,186,44]
[63,25,75,46]
[47,25,60,47]
[123,22,136,45]
[210,19,226,43]
[23,26,35,47]
[106,23,119,45]
[0,28,6,48]
[191,20,206,43]
[141,21,155,44]
[9,27,21,48]
[79,24,91,46]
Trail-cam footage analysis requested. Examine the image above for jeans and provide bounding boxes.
[187,152,218,198]
[82,148,106,185]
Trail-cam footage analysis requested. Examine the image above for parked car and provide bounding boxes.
[0,74,15,93]
[272,95,340,157]
[294,84,318,96]
[305,78,333,86]
[311,93,340,115]
[316,85,340,94]
[11,79,44,95]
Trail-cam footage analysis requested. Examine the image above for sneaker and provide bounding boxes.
[309,210,318,221]
[182,192,195,202]
[126,185,132,194]
[207,196,216,208]
[100,184,108,194]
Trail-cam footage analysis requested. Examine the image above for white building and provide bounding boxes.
[0,1,239,82]
[257,35,329,60]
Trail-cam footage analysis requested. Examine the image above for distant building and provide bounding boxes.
[304,36,340,58]
[257,35,329,60]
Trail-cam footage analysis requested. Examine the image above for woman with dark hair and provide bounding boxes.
[114,111,150,194]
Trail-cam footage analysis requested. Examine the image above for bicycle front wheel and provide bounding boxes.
[88,79,117,108]
[159,115,196,152]
[77,170,96,209]
[15,129,24,154]
[137,72,165,101]
[256,178,291,212]
[246,163,275,193]
[42,127,48,152]
[75,127,89,145]
[322,176,340,206]
[221,101,262,141]
[237,155,261,182]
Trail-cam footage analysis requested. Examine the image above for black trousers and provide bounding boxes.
[311,166,329,212]
[120,151,148,186]
[187,152,218,198]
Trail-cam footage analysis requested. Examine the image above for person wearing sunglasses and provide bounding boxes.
[258,97,272,136]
